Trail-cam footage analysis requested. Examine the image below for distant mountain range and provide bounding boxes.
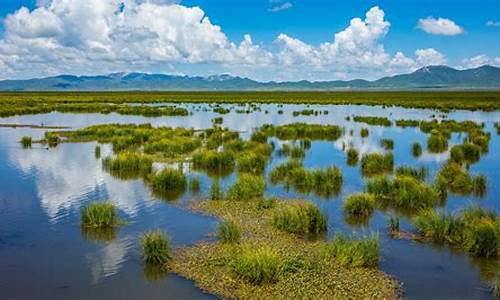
[1,65,499,91]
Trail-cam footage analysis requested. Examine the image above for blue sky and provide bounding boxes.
[0,0,499,81]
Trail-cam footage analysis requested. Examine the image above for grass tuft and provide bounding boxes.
[226,174,265,200]
[322,233,380,267]
[273,201,327,235]
[218,220,241,244]
[141,230,171,265]
[81,201,121,228]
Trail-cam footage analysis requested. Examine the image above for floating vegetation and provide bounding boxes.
[380,138,394,150]
[272,201,327,235]
[395,165,427,181]
[322,233,380,267]
[436,162,487,197]
[343,193,375,219]
[346,148,359,166]
[413,207,500,258]
[360,152,393,176]
[226,174,265,200]
[366,175,440,212]
[360,128,369,138]
[353,116,392,127]
[20,136,32,148]
[80,201,121,228]
[218,220,241,244]
[102,152,152,179]
[269,160,343,197]
[141,230,171,265]
[412,142,422,158]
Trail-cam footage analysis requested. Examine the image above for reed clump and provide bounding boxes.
[140,230,171,265]
[427,132,448,153]
[322,233,380,267]
[360,152,393,176]
[353,116,392,127]
[237,152,268,174]
[218,220,241,244]
[102,152,152,178]
[395,165,427,181]
[230,246,283,284]
[450,143,481,165]
[192,150,235,172]
[226,174,265,200]
[21,136,32,148]
[360,128,369,138]
[343,193,375,218]
[380,138,394,150]
[149,167,187,192]
[412,142,422,157]
[272,201,327,235]
[346,148,359,166]
[81,201,121,228]
[436,162,486,196]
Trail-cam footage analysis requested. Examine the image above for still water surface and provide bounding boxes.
[1,103,499,299]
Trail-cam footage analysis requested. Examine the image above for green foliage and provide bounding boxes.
[273,201,327,235]
[237,152,267,174]
[343,192,375,221]
[450,143,481,165]
[218,220,241,244]
[366,175,440,212]
[189,176,201,193]
[427,132,448,153]
[388,216,400,234]
[94,145,101,159]
[210,180,224,200]
[380,138,394,150]
[258,123,342,141]
[149,167,187,192]
[353,116,392,126]
[360,152,393,176]
[360,128,369,138]
[20,136,32,148]
[192,150,235,172]
[230,246,282,284]
[81,201,121,228]
[102,152,152,179]
[141,230,171,265]
[395,165,427,181]
[412,142,422,158]
[270,160,343,197]
[322,233,380,267]
[436,162,486,196]
[44,131,60,147]
[226,174,265,200]
[346,148,359,166]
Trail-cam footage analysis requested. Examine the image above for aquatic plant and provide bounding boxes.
[412,142,422,157]
[380,138,394,150]
[388,216,400,235]
[230,246,282,284]
[272,201,327,235]
[81,201,121,228]
[94,145,101,159]
[360,152,393,176]
[20,136,32,148]
[322,233,380,267]
[189,176,201,193]
[395,165,427,181]
[360,128,369,138]
[353,116,392,127]
[149,167,187,192]
[226,174,265,200]
[102,152,152,178]
[192,150,235,172]
[346,148,359,166]
[413,210,463,244]
[218,220,241,244]
[427,132,448,153]
[258,123,342,141]
[237,152,267,174]
[44,131,60,147]
[436,162,486,196]
[366,175,440,211]
[450,143,481,165]
[212,117,223,124]
[343,193,375,218]
[141,230,171,265]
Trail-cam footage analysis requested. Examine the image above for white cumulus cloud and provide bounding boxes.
[417,17,464,36]
[415,48,447,66]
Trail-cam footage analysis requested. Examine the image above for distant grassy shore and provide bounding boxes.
[1,91,500,115]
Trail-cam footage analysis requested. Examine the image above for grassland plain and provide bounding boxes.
[170,199,399,299]
[2,91,500,117]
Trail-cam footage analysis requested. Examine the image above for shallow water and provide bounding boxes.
[1,103,499,299]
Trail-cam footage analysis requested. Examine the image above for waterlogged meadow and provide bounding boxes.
[1,95,500,299]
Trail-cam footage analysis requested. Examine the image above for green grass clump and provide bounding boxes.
[412,142,422,158]
[102,152,152,178]
[44,132,60,147]
[450,143,481,165]
[322,233,380,267]
[237,152,267,174]
[353,116,392,127]
[360,152,393,176]
[360,128,369,138]
[343,193,375,218]
[230,246,282,284]
[20,136,32,148]
[270,160,343,197]
[427,132,448,153]
[257,197,277,210]
[81,201,121,228]
[210,180,224,200]
[346,148,359,166]
[258,123,342,141]
[436,162,486,196]
[141,230,171,265]
[149,167,187,192]
[380,139,394,150]
[272,201,327,235]
[226,174,265,200]
[94,145,101,159]
[395,165,427,181]
[189,177,201,193]
[414,207,500,258]
[366,175,440,211]
[218,220,241,244]
[192,150,235,172]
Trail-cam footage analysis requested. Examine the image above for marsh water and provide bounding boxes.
[1,103,499,299]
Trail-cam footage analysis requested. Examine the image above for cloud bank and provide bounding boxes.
[0,1,482,81]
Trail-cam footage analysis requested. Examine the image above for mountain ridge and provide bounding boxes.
[0,65,499,91]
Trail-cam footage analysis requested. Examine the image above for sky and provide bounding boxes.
[0,0,499,81]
